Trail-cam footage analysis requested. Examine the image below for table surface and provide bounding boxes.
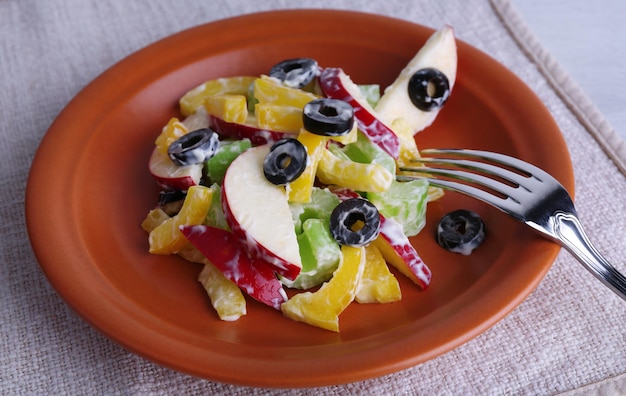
[2,0,625,394]
[512,0,626,141]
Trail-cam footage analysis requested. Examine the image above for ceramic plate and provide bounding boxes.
[26,10,574,388]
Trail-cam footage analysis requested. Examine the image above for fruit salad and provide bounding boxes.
[142,26,458,332]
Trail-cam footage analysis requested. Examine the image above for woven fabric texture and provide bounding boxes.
[1,0,625,394]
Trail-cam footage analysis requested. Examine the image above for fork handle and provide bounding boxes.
[552,212,626,301]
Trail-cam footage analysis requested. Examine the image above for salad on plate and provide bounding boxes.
[141,25,482,332]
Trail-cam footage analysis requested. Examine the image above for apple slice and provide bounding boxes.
[181,106,210,131]
[318,67,400,159]
[331,187,431,289]
[208,114,295,146]
[375,25,457,135]
[373,216,431,289]
[148,147,202,191]
[181,225,287,310]
[221,145,302,280]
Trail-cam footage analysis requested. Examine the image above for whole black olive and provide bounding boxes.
[407,68,450,111]
[436,209,485,255]
[168,128,220,166]
[303,98,354,137]
[330,198,381,247]
[263,138,309,185]
[269,58,319,89]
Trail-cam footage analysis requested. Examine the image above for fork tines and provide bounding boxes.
[397,148,552,216]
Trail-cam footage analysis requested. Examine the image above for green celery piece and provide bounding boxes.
[327,142,352,161]
[205,138,252,185]
[358,84,381,107]
[289,187,341,234]
[281,218,341,290]
[367,179,429,237]
[341,131,396,174]
[205,183,229,230]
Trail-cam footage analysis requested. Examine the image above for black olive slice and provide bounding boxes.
[263,138,308,185]
[436,209,485,255]
[302,98,354,137]
[269,58,319,89]
[407,68,450,111]
[168,128,220,166]
[330,198,381,247]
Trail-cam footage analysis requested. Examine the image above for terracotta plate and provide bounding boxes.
[26,10,573,388]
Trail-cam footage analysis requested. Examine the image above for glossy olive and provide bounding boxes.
[303,98,354,136]
[263,138,309,185]
[330,198,381,247]
[168,128,220,166]
[269,58,319,89]
[436,209,485,255]
[407,67,450,111]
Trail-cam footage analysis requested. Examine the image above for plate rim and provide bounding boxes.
[25,9,573,388]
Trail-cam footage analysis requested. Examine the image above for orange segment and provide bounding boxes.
[149,185,213,254]
[204,94,248,124]
[281,245,365,332]
[253,76,318,109]
[155,118,189,155]
[198,261,247,321]
[255,103,303,133]
[180,76,256,116]
[355,244,401,304]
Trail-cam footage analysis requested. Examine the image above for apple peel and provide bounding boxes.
[148,147,202,191]
[331,187,431,289]
[222,145,302,280]
[208,114,296,146]
[181,225,287,310]
[318,67,400,159]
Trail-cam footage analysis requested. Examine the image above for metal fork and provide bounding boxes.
[398,148,626,301]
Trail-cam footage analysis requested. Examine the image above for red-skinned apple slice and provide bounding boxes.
[373,217,431,289]
[181,225,287,309]
[221,145,302,280]
[208,114,296,146]
[375,25,457,135]
[148,147,202,191]
[318,67,400,159]
[331,187,431,289]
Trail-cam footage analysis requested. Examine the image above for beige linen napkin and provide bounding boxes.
[1,0,624,394]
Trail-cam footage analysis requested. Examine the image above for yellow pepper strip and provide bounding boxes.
[176,245,247,321]
[281,245,365,332]
[330,122,358,145]
[149,185,213,255]
[288,130,327,203]
[317,148,393,193]
[390,117,420,169]
[253,76,319,109]
[179,76,256,116]
[355,244,401,304]
[141,208,170,232]
[141,189,245,321]
[391,117,444,202]
[204,94,248,124]
[198,261,247,321]
[255,103,303,133]
[154,118,188,155]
